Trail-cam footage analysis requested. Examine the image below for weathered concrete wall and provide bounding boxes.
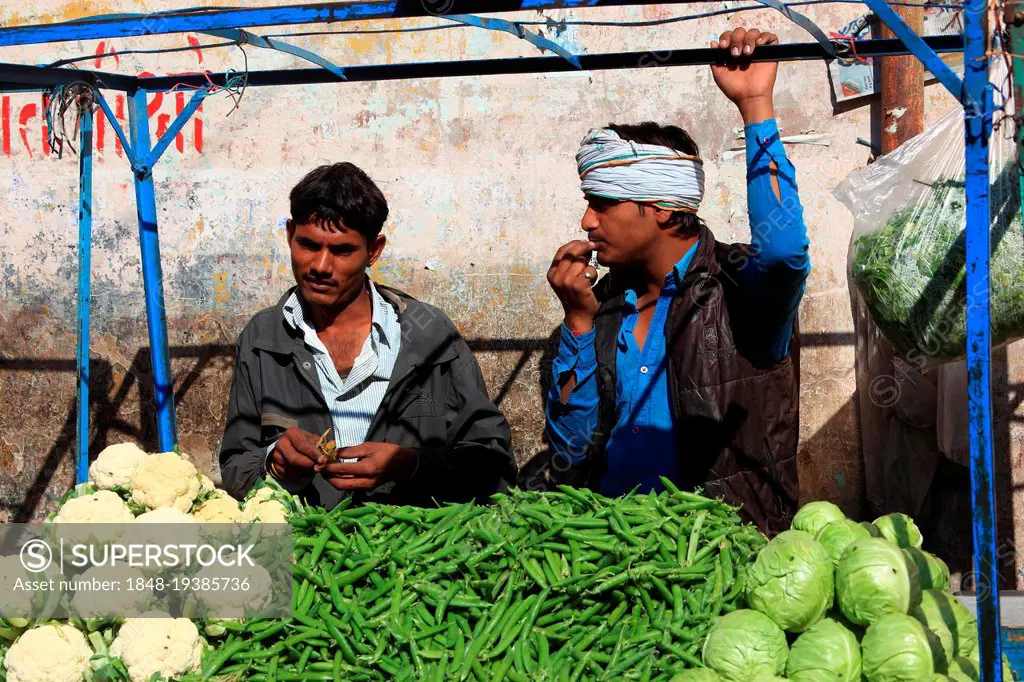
[1,1,1021,573]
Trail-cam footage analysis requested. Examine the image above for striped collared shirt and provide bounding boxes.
[282,280,401,448]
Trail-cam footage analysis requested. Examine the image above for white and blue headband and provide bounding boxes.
[576,128,705,212]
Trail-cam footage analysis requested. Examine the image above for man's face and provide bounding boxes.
[287,220,385,310]
[581,195,662,268]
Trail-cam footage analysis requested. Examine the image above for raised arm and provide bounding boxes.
[712,27,811,361]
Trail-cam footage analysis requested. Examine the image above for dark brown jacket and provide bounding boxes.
[588,226,800,535]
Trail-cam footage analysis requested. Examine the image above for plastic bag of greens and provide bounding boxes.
[833,103,1024,368]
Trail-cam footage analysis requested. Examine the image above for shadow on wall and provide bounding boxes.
[2,331,1017,578]
[0,335,561,522]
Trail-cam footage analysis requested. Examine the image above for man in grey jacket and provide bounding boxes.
[220,162,515,509]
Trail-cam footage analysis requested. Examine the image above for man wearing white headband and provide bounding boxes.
[545,27,809,535]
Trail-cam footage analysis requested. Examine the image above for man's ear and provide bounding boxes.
[654,208,677,229]
[286,219,295,241]
[368,234,387,266]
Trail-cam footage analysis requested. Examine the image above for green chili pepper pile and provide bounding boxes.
[197,481,766,682]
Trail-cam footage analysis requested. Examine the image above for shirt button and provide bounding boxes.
[640,366,649,374]
[632,426,640,434]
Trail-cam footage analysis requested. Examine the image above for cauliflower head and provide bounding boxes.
[0,555,62,616]
[239,497,288,524]
[192,562,273,618]
[89,442,147,490]
[109,612,204,682]
[134,506,196,524]
[54,490,135,524]
[130,452,201,512]
[4,623,91,682]
[192,493,242,523]
[71,565,151,618]
[131,507,200,569]
[198,474,215,493]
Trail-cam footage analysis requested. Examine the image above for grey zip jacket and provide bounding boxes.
[219,284,515,509]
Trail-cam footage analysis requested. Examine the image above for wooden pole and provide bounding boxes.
[879,5,926,152]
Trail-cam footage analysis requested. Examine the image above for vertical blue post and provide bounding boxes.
[127,89,177,452]
[962,0,1000,679]
[75,99,93,485]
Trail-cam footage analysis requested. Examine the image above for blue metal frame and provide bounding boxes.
[0,3,1006,675]
[0,36,967,95]
[125,91,176,452]
[858,0,1000,677]
[0,0,755,47]
[75,101,93,485]
[962,3,1000,680]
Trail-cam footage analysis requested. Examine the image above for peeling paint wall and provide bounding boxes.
[1,1,1021,573]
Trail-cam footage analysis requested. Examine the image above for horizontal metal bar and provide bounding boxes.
[0,61,138,91]
[137,35,964,90]
[2,0,720,47]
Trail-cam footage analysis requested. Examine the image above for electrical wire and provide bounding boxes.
[36,0,966,82]
[45,40,240,68]
[260,0,963,36]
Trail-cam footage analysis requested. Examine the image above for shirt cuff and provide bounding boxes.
[745,118,787,168]
[552,322,597,385]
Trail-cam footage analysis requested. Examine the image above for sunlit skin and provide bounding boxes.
[267,219,418,490]
[548,26,783,402]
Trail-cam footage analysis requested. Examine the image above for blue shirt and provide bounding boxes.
[545,118,810,496]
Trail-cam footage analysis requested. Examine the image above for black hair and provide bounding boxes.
[605,121,707,238]
[289,162,389,242]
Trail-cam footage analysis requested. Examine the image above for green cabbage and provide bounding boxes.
[669,670,722,682]
[946,653,1015,681]
[873,513,924,548]
[702,610,789,681]
[786,617,862,682]
[792,501,846,536]
[745,530,834,632]
[861,613,935,681]
[910,589,977,668]
[861,522,882,537]
[903,548,951,592]
[836,538,920,626]
[817,519,872,567]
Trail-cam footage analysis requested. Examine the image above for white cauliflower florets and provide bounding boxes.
[192,493,242,523]
[71,565,151,618]
[238,497,288,524]
[54,490,135,524]
[134,506,196,525]
[0,555,62,618]
[246,487,276,504]
[130,507,200,572]
[198,474,215,495]
[110,613,204,682]
[130,452,201,512]
[4,623,92,682]
[192,562,274,618]
[89,442,147,490]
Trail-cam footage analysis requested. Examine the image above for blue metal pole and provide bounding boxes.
[127,89,177,452]
[75,99,93,485]
[962,0,1000,679]
[0,0,714,47]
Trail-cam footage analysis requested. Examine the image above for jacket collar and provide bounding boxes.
[252,283,459,370]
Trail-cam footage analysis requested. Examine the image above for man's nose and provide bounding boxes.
[581,207,599,232]
[310,250,332,275]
